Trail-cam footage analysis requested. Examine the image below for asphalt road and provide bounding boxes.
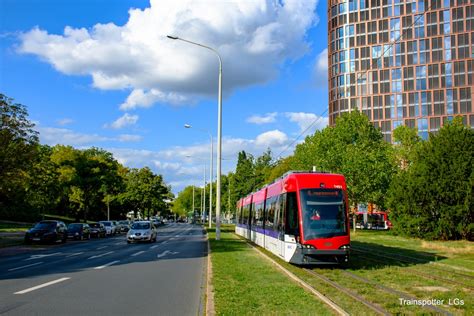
[0,222,208,316]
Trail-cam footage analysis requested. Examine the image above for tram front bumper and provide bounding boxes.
[290,248,350,265]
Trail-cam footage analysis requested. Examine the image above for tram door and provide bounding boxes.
[275,194,284,257]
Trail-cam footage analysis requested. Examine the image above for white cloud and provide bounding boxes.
[18,0,319,109]
[36,126,142,146]
[285,112,328,133]
[107,127,294,193]
[313,48,327,87]
[117,134,142,142]
[38,127,109,145]
[255,130,288,147]
[246,112,277,124]
[56,118,74,126]
[105,113,139,129]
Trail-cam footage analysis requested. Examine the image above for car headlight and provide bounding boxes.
[75,232,79,236]
[143,232,149,236]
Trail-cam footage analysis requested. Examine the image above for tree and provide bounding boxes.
[392,125,422,170]
[292,110,395,208]
[233,151,255,199]
[0,94,39,220]
[265,155,294,184]
[387,118,473,240]
[118,167,169,220]
[253,149,274,189]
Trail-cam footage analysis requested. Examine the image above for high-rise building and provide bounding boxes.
[328,0,474,142]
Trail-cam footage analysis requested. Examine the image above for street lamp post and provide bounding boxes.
[184,124,213,228]
[169,35,222,240]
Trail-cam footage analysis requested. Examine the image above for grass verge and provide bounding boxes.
[207,225,335,315]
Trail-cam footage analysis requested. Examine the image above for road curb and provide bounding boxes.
[206,237,215,315]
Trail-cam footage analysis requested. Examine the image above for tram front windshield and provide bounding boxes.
[300,189,346,240]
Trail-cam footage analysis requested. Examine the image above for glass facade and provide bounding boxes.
[328,0,474,141]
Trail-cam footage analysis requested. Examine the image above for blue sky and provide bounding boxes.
[0,0,329,193]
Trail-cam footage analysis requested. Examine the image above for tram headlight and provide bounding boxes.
[339,245,351,250]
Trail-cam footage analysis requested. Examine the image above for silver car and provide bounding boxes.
[127,221,157,243]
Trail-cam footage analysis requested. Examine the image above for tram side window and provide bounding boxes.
[276,193,286,233]
[242,204,250,225]
[253,202,264,228]
[286,192,299,236]
[264,195,277,230]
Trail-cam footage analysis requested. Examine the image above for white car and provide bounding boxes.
[99,221,116,236]
[127,221,157,243]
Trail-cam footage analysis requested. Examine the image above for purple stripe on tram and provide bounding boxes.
[249,226,280,239]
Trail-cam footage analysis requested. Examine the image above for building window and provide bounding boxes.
[417,0,424,13]
[446,89,455,115]
[383,44,393,67]
[408,92,419,117]
[459,87,472,114]
[368,21,377,44]
[404,66,415,91]
[428,64,440,89]
[454,61,466,86]
[441,10,451,35]
[414,15,425,38]
[402,15,413,39]
[391,18,401,41]
[419,39,430,64]
[379,19,389,43]
[457,33,470,59]
[430,117,441,133]
[442,62,453,88]
[433,90,445,115]
[444,36,452,61]
[416,66,426,90]
[427,12,438,37]
[468,60,473,86]
[453,7,465,33]
[431,37,443,62]
[418,118,428,140]
[407,40,418,65]
[383,0,393,18]
[466,5,474,31]
[372,45,382,69]
[421,92,432,116]
[392,68,402,93]
[406,0,416,14]
[380,69,390,93]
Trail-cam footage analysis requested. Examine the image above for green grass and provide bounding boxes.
[207,225,334,315]
[208,226,473,315]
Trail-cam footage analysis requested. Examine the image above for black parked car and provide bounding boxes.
[67,223,91,240]
[24,220,67,244]
[89,223,106,238]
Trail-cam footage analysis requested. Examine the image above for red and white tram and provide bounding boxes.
[236,171,350,265]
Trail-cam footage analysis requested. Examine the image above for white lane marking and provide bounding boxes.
[96,246,108,250]
[8,262,44,272]
[170,237,176,240]
[14,277,71,295]
[157,251,179,258]
[131,251,145,257]
[88,251,114,260]
[161,241,168,244]
[93,260,120,270]
[114,242,123,245]
[150,245,159,249]
[24,253,61,261]
[66,252,84,257]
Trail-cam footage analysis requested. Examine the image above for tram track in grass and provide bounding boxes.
[351,247,474,291]
[246,240,453,315]
[351,245,474,281]
[302,268,391,316]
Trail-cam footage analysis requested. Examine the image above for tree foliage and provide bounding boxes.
[387,118,473,240]
[292,110,395,208]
